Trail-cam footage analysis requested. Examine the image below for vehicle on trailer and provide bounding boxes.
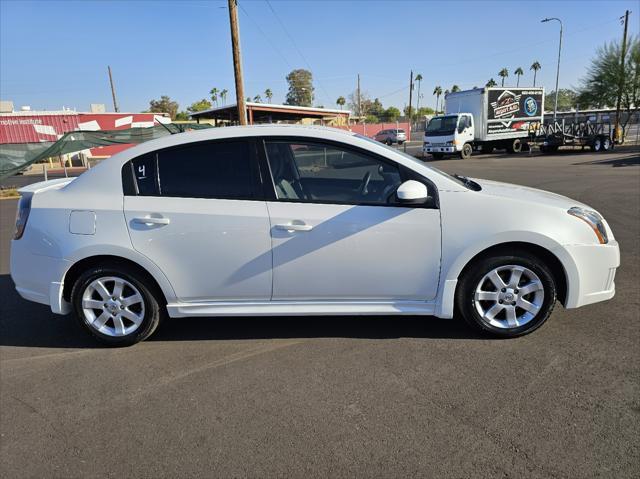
[424,87,544,159]
[373,128,406,145]
[11,125,619,345]
[538,115,614,154]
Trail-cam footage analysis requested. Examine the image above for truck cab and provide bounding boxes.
[423,114,475,159]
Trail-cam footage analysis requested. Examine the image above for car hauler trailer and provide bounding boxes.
[537,114,614,153]
[423,87,544,159]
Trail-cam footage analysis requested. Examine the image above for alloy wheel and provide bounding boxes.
[81,276,145,337]
[473,265,544,329]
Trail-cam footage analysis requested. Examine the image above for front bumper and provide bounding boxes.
[10,239,72,314]
[554,240,620,309]
[424,146,456,154]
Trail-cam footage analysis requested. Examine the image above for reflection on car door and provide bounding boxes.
[123,140,272,302]
[263,139,441,301]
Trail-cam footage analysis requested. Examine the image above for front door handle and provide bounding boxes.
[133,216,171,226]
[275,222,313,232]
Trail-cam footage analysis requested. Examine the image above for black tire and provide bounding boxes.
[71,264,164,346]
[431,153,444,160]
[460,143,473,159]
[455,250,557,338]
[591,137,602,152]
[602,136,612,152]
[386,139,393,146]
[506,138,522,153]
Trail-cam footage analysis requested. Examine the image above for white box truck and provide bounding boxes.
[423,87,544,159]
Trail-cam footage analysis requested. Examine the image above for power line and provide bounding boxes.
[264,0,332,105]
[237,1,294,71]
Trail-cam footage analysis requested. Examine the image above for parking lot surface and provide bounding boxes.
[1,147,639,478]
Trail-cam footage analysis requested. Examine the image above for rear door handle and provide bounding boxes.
[275,222,313,232]
[133,216,170,226]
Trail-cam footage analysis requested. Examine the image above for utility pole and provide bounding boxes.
[228,0,247,125]
[357,73,361,119]
[107,66,119,113]
[614,9,630,143]
[406,70,413,152]
[541,17,563,122]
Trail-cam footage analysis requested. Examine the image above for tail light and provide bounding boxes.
[13,195,32,240]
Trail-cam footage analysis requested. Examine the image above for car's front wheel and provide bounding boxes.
[71,264,163,346]
[456,251,557,337]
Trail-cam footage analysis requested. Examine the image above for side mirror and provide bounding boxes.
[396,180,429,204]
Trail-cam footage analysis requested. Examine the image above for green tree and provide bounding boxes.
[530,61,541,87]
[383,106,401,121]
[486,78,497,87]
[175,111,190,121]
[186,98,212,112]
[253,95,262,103]
[498,68,509,87]
[220,89,228,105]
[264,88,273,103]
[285,69,314,106]
[514,67,524,87]
[451,85,461,93]
[545,89,577,112]
[368,98,385,119]
[148,95,179,120]
[415,73,423,112]
[336,96,346,109]
[433,85,443,113]
[578,37,639,139]
[210,87,219,107]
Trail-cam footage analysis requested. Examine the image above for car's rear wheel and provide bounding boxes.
[456,251,557,337]
[71,264,163,346]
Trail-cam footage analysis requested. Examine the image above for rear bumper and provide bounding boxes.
[10,239,72,314]
[555,240,620,309]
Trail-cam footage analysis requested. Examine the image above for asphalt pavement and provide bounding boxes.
[1,147,639,478]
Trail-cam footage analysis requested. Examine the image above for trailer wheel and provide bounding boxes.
[591,137,602,152]
[602,137,612,152]
[506,139,522,154]
[460,143,473,159]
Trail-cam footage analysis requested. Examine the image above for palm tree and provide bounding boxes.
[451,85,461,93]
[530,61,541,87]
[514,67,524,87]
[443,89,450,112]
[486,78,497,87]
[264,89,273,103]
[210,87,219,107]
[433,85,443,114]
[253,95,262,103]
[336,96,346,109]
[220,89,228,106]
[415,73,423,112]
[498,68,509,87]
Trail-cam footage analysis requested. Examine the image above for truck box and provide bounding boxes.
[445,87,544,142]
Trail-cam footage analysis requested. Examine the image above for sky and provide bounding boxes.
[1,0,638,113]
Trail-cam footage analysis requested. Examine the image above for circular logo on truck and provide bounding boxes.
[524,97,538,116]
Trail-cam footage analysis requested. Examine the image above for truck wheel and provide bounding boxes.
[506,139,522,153]
[591,137,602,152]
[602,137,612,151]
[460,143,473,159]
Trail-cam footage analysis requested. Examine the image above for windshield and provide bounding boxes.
[354,134,472,189]
[425,116,458,136]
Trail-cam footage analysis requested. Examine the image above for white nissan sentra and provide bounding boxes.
[10,125,620,345]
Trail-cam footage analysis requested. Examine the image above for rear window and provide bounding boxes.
[123,140,257,199]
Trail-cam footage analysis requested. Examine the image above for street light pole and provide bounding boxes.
[542,17,563,122]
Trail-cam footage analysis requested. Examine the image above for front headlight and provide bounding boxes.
[567,207,608,244]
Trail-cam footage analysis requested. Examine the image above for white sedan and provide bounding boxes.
[10,125,620,345]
